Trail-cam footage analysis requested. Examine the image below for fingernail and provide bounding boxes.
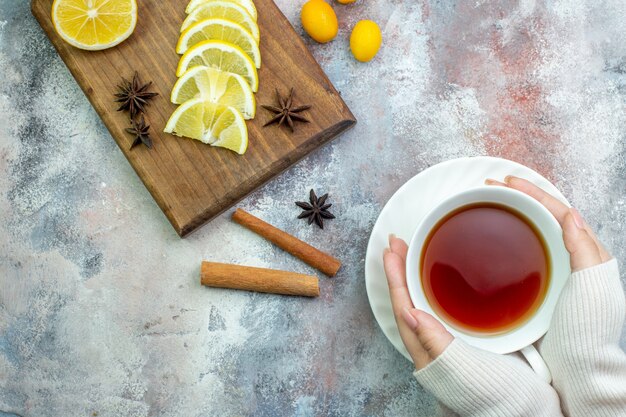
[402,307,419,331]
[504,175,514,184]
[485,178,505,186]
[571,208,585,229]
[388,233,396,245]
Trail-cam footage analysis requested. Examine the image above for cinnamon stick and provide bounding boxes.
[232,208,341,277]
[200,261,319,297]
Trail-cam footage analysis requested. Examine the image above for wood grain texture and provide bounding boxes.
[31,0,356,237]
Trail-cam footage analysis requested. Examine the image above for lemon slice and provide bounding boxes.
[164,99,248,154]
[211,108,249,154]
[177,18,261,68]
[177,40,258,92]
[180,1,259,43]
[186,0,257,21]
[171,66,255,119]
[52,0,137,50]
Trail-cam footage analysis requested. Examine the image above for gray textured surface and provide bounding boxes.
[1,0,625,416]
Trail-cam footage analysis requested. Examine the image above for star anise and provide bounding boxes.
[126,115,153,149]
[262,87,311,132]
[114,71,158,119]
[296,189,335,229]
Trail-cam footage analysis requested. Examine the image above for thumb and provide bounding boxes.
[562,208,602,272]
[402,308,454,365]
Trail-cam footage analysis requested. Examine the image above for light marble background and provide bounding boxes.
[1,0,625,416]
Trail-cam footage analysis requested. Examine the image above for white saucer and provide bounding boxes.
[364,156,569,361]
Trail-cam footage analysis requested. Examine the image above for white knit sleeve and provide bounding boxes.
[414,339,563,417]
[540,259,626,417]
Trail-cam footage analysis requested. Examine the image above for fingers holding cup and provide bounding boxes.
[383,236,435,369]
[561,209,603,271]
[485,175,611,269]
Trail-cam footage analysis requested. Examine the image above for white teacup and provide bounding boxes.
[406,186,570,383]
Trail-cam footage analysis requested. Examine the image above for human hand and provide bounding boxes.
[383,235,453,370]
[383,174,612,370]
[487,176,625,417]
[485,175,612,270]
[382,175,617,416]
[383,235,563,416]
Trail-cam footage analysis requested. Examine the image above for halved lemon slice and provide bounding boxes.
[177,40,258,91]
[180,1,259,43]
[164,99,248,154]
[186,0,257,21]
[52,0,137,50]
[177,18,261,68]
[171,66,255,119]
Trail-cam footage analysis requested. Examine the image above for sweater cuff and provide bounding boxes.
[568,258,624,330]
[543,258,624,359]
[571,258,619,285]
[414,339,562,417]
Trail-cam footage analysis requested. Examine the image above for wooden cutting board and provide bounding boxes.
[31,0,355,237]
